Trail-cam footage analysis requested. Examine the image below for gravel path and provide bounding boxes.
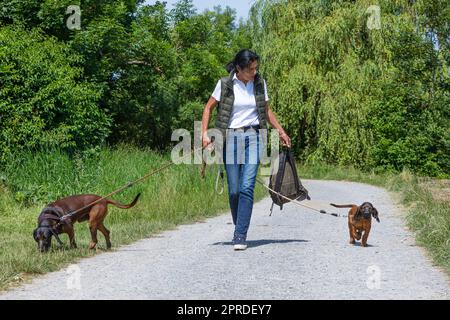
[1,180,449,300]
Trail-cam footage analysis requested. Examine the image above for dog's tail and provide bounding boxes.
[107,193,141,209]
[330,203,356,208]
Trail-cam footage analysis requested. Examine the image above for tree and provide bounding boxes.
[0,0,256,154]
[0,26,110,163]
[169,0,196,24]
[250,0,449,177]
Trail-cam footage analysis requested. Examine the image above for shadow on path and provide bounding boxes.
[212,239,309,248]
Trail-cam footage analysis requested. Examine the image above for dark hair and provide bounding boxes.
[225,49,260,73]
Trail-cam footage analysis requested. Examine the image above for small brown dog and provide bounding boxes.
[33,193,140,252]
[330,202,379,247]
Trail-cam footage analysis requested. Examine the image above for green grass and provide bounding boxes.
[298,163,391,187]
[0,145,266,290]
[299,163,450,275]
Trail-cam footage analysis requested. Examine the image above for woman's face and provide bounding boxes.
[237,60,258,82]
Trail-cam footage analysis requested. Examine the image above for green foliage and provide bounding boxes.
[0,0,249,156]
[0,26,110,163]
[2,1,447,177]
[250,0,449,177]
[68,0,248,147]
[170,0,197,23]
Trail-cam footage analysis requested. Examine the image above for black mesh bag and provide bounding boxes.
[268,149,310,214]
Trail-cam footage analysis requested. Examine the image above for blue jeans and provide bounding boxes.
[223,129,261,240]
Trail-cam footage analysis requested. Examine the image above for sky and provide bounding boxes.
[144,0,255,21]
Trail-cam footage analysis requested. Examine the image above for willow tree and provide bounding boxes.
[250,0,449,177]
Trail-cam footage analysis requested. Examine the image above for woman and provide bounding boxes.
[201,49,291,251]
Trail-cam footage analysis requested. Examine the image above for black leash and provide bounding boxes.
[255,178,347,218]
[50,228,64,247]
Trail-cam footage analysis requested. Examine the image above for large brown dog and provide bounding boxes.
[33,193,140,252]
[330,202,379,247]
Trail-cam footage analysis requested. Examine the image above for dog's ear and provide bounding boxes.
[33,228,38,241]
[47,207,63,216]
[372,207,380,222]
[52,206,64,216]
[41,206,62,216]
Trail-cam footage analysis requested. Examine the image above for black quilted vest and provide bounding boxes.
[215,71,268,139]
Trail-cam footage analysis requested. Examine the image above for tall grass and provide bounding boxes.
[0,145,266,290]
[298,163,392,187]
[388,172,450,272]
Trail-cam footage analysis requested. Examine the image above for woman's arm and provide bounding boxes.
[201,96,218,148]
[266,104,291,148]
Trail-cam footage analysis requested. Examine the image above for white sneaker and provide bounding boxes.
[234,243,248,251]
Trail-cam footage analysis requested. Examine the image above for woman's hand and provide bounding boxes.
[201,97,218,149]
[279,130,291,148]
[266,105,291,148]
[202,132,212,149]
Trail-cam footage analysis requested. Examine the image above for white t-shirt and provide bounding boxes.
[211,74,269,128]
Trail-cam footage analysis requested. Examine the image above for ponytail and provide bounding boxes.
[225,49,259,73]
[225,61,236,73]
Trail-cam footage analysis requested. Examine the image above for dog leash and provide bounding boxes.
[50,229,64,247]
[215,165,224,195]
[255,178,347,218]
[56,144,208,227]
[200,142,345,217]
[200,137,224,194]
[54,141,345,235]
